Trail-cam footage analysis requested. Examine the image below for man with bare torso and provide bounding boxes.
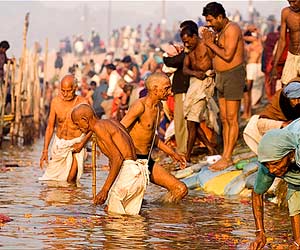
[242,25,263,120]
[120,72,188,203]
[272,0,300,85]
[71,104,149,215]
[39,74,89,183]
[180,20,218,162]
[202,2,245,171]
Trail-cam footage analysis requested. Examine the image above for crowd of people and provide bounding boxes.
[1,1,300,249]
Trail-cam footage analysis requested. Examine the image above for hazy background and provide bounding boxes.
[0,0,287,58]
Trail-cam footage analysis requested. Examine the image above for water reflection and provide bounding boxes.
[0,139,294,249]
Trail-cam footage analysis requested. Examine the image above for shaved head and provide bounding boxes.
[71,103,95,122]
[145,72,170,91]
[61,74,77,88]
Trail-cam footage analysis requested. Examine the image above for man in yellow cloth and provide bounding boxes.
[39,74,90,183]
[71,104,149,215]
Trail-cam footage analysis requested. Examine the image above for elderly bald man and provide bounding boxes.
[39,74,91,183]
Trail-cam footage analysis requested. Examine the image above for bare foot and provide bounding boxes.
[241,113,251,121]
[208,157,233,172]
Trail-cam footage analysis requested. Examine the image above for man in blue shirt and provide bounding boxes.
[251,119,300,249]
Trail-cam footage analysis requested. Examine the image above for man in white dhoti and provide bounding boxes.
[71,104,149,215]
[39,74,90,183]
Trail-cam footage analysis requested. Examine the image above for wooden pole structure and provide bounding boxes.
[14,13,29,144]
[40,38,48,135]
[33,42,41,139]
[0,60,11,146]
[91,133,97,200]
[9,60,16,143]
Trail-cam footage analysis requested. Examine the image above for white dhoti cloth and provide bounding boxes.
[243,115,262,155]
[107,159,149,215]
[39,134,85,182]
[281,52,300,85]
[243,115,283,155]
[183,76,219,134]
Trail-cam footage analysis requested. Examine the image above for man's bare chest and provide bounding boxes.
[287,12,300,32]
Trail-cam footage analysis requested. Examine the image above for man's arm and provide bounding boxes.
[157,139,186,169]
[120,100,145,130]
[271,8,288,76]
[250,164,275,249]
[72,130,93,153]
[182,54,206,80]
[203,24,240,62]
[39,100,56,168]
[250,191,267,250]
[94,131,124,205]
[163,52,185,68]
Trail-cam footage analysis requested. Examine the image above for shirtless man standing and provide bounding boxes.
[71,104,149,215]
[39,74,89,183]
[202,2,245,171]
[242,26,263,120]
[271,0,300,85]
[120,72,188,203]
[180,20,218,162]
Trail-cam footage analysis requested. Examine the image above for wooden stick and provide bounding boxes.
[9,60,16,143]
[0,60,11,145]
[14,13,29,143]
[91,133,97,200]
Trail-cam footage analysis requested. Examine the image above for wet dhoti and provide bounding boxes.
[39,134,85,182]
[107,159,149,215]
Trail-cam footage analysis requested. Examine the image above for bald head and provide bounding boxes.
[71,104,95,123]
[61,74,77,88]
[60,74,78,101]
[145,72,170,91]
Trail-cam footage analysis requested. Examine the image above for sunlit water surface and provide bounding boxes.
[0,139,293,249]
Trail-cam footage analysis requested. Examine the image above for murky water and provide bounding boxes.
[0,139,293,249]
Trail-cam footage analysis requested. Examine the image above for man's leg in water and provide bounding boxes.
[150,162,188,203]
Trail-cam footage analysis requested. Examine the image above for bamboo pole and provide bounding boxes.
[14,13,29,144]
[33,42,41,138]
[9,60,16,143]
[91,133,97,200]
[40,38,48,135]
[0,60,11,146]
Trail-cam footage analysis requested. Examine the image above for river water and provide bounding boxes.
[0,139,293,249]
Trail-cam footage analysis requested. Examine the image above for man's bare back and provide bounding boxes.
[94,119,136,161]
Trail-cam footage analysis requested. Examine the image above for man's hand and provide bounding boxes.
[270,67,278,80]
[194,71,206,80]
[39,151,48,169]
[72,142,84,153]
[202,29,215,46]
[171,152,187,169]
[94,189,109,205]
[249,232,266,250]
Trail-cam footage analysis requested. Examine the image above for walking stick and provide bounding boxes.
[91,133,97,200]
